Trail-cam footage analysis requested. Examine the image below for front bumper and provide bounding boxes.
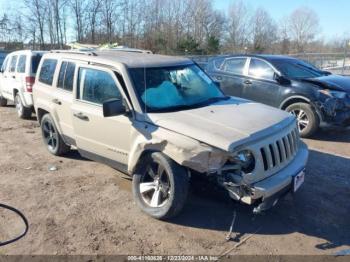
[243,142,308,212]
[316,97,350,127]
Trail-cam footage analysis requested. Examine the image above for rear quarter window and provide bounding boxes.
[39,59,57,86]
[31,54,43,74]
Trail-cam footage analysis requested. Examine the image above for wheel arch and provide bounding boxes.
[279,96,311,110]
[37,108,50,125]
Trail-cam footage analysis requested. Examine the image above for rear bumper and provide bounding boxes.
[245,142,308,212]
[21,91,34,108]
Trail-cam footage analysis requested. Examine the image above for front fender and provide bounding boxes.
[127,122,228,175]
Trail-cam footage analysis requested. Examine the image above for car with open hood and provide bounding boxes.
[32,50,308,219]
[205,55,350,137]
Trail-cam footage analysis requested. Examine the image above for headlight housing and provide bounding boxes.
[319,89,348,99]
[230,150,256,173]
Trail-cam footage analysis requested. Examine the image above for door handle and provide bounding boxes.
[12,76,15,79]
[52,98,62,105]
[73,112,89,121]
[244,79,252,85]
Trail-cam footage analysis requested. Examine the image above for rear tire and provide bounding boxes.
[15,93,31,119]
[40,114,70,156]
[286,102,319,138]
[132,152,189,220]
[0,95,7,107]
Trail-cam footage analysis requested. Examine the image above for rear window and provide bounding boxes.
[17,55,27,73]
[57,61,76,91]
[31,54,43,74]
[9,55,18,72]
[39,59,57,86]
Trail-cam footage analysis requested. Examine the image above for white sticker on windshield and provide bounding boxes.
[198,71,213,84]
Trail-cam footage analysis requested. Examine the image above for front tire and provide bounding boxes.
[15,93,31,119]
[132,152,189,220]
[40,114,70,156]
[286,102,319,138]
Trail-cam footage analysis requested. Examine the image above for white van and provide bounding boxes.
[0,50,46,118]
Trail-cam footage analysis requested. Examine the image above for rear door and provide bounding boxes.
[212,57,248,98]
[242,58,282,107]
[52,60,76,141]
[71,65,132,168]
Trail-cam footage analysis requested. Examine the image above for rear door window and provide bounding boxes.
[57,61,76,91]
[9,55,18,73]
[39,59,57,86]
[221,58,247,75]
[78,68,121,105]
[17,55,27,73]
[248,58,275,80]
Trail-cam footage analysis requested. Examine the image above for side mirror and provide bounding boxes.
[103,98,129,117]
[274,73,291,85]
[321,70,332,76]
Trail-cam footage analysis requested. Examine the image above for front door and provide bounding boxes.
[71,66,132,168]
[2,55,18,100]
[242,58,281,107]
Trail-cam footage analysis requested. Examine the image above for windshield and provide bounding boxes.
[273,60,325,79]
[129,64,226,112]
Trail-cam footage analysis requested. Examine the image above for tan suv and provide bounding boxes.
[33,50,308,219]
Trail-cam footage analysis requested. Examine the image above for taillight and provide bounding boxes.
[25,76,35,92]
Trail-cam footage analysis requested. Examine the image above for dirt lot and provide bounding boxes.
[0,104,349,256]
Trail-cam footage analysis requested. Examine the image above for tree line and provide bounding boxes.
[0,0,348,54]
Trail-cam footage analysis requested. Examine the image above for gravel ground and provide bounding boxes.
[0,104,349,255]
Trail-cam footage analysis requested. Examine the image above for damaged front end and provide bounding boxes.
[315,94,350,127]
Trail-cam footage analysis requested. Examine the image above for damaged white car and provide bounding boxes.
[33,50,309,219]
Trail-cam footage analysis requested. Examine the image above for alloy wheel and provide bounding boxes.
[139,163,171,208]
[291,109,309,132]
[42,120,58,151]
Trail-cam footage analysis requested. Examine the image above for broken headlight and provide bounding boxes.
[230,150,256,173]
[319,89,348,99]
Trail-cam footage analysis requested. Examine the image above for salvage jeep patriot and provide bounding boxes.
[33,50,308,219]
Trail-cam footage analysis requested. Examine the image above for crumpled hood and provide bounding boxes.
[146,98,294,152]
[303,75,350,93]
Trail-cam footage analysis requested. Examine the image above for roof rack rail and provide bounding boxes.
[50,50,98,56]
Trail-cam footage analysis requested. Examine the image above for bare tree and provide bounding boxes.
[250,8,277,53]
[70,0,87,42]
[288,7,320,52]
[87,0,102,44]
[24,0,46,48]
[225,0,251,52]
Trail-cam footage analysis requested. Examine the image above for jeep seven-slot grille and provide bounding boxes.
[260,128,299,171]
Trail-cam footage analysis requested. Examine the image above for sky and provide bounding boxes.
[214,0,350,40]
[0,0,349,41]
